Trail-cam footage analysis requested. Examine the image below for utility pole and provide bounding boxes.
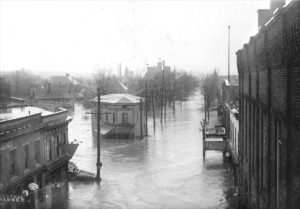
[228,25,231,83]
[145,82,148,136]
[160,61,165,122]
[164,86,167,119]
[139,98,143,139]
[207,88,210,121]
[96,86,102,182]
[151,90,155,126]
[173,68,176,111]
[204,85,207,122]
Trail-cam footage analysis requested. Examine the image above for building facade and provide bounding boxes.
[92,94,146,138]
[220,80,239,187]
[0,106,75,195]
[236,0,300,208]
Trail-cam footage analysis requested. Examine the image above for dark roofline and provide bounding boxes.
[236,0,297,54]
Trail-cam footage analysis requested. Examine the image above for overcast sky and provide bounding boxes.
[0,0,274,77]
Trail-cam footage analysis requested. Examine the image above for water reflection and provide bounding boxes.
[30,91,236,209]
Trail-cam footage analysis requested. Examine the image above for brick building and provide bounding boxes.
[0,106,77,195]
[236,0,300,208]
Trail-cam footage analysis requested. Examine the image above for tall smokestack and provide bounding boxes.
[270,0,285,14]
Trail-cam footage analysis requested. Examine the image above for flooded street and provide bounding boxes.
[64,90,236,209]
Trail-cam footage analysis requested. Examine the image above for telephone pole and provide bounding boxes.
[139,98,143,139]
[228,25,231,83]
[96,86,102,182]
[161,60,165,122]
[145,82,148,135]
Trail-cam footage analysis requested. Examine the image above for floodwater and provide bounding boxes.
[40,90,237,209]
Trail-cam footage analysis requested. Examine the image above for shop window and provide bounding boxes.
[113,112,116,123]
[56,136,60,156]
[10,149,16,177]
[34,141,40,164]
[122,113,128,123]
[47,139,52,161]
[24,144,29,169]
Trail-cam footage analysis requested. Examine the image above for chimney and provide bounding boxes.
[258,9,271,28]
[270,0,285,14]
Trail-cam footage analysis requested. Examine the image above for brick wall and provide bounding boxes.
[236,1,300,208]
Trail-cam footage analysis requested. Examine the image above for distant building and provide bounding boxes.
[220,79,239,187]
[33,82,75,111]
[0,77,25,107]
[236,0,300,208]
[145,61,174,90]
[0,77,10,105]
[103,77,128,94]
[50,75,72,86]
[91,94,146,138]
[0,106,77,194]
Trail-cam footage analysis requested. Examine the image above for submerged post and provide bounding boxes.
[96,86,102,182]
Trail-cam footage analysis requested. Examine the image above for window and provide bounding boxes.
[56,136,60,157]
[34,141,40,164]
[122,113,128,123]
[245,101,248,156]
[10,149,16,177]
[24,144,29,169]
[275,120,281,209]
[106,113,109,122]
[262,110,267,188]
[63,133,67,144]
[0,154,2,183]
[252,105,255,172]
[47,139,52,161]
[113,113,116,123]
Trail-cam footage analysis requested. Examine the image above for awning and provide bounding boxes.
[101,124,114,136]
[62,144,79,158]
[93,124,114,136]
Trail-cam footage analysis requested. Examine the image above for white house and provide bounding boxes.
[91,94,146,138]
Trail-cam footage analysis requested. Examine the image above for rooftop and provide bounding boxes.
[35,85,74,100]
[0,106,53,121]
[92,93,143,105]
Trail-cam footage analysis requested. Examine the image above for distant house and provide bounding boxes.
[91,94,146,138]
[33,82,75,111]
[50,75,72,86]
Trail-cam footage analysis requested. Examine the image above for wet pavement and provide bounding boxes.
[39,90,237,209]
